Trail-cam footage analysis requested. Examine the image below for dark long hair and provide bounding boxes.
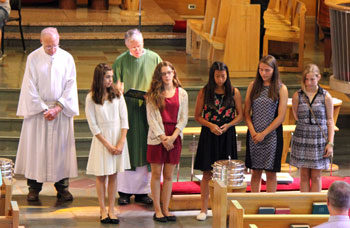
[147,61,182,110]
[91,63,120,105]
[250,55,281,102]
[204,61,234,109]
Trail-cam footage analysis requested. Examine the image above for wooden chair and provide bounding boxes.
[263,0,306,72]
[1,0,25,56]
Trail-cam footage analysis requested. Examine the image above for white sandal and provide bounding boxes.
[196,212,207,221]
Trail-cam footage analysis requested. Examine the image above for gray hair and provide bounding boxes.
[41,27,59,39]
[124,28,143,44]
[328,181,350,210]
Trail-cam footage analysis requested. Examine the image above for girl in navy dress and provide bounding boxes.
[244,55,288,193]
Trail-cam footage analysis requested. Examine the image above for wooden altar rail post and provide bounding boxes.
[0,178,19,228]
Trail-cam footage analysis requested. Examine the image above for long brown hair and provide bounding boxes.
[147,61,182,110]
[91,63,120,105]
[250,55,281,102]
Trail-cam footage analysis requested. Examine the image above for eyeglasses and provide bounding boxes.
[161,70,174,76]
[44,45,59,50]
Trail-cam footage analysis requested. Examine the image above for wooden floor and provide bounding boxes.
[18,0,174,26]
[5,0,188,43]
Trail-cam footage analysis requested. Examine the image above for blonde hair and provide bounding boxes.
[301,64,320,90]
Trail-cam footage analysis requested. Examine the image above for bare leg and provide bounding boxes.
[251,169,263,192]
[200,171,212,214]
[96,176,108,219]
[266,171,277,192]
[310,169,322,192]
[150,163,164,218]
[161,163,176,217]
[300,168,311,192]
[107,173,118,219]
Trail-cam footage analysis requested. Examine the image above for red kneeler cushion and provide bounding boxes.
[169,176,350,194]
[171,181,201,195]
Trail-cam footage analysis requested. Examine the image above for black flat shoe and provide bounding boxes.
[107,214,120,224]
[153,213,167,223]
[109,218,119,224]
[100,216,110,224]
[118,196,130,205]
[135,195,153,205]
[166,215,176,222]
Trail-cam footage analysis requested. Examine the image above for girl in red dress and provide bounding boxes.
[146,61,188,223]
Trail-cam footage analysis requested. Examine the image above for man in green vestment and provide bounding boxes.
[113,29,162,205]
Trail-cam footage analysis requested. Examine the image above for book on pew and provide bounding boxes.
[290,225,310,228]
[258,207,275,214]
[312,202,329,214]
[275,208,291,214]
[124,88,146,100]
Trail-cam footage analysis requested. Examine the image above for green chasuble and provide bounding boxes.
[112,49,162,169]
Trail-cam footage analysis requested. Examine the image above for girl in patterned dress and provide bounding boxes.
[290,64,334,192]
[244,55,288,192]
[194,62,243,221]
[146,61,188,222]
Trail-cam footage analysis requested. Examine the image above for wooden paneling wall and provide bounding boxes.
[154,0,206,16]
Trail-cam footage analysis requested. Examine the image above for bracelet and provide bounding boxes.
[327,141,334,147]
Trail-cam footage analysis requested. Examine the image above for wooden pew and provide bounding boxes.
[263,0,306,72]
[213,180,329,228]
[229,200,328,228]
[0,178,20,228]
[186,0,260,77]
[264,0,294,28]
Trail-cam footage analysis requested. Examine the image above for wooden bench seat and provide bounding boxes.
[229,200,328,228]
[212,180,329,228]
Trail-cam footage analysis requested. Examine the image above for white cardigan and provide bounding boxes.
[146,87,188,145]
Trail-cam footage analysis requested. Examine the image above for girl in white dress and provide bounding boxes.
[85,63,130,224]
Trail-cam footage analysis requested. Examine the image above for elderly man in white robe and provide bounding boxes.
[15,27,79,202]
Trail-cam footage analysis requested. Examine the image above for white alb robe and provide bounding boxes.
[15,46,79,183]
